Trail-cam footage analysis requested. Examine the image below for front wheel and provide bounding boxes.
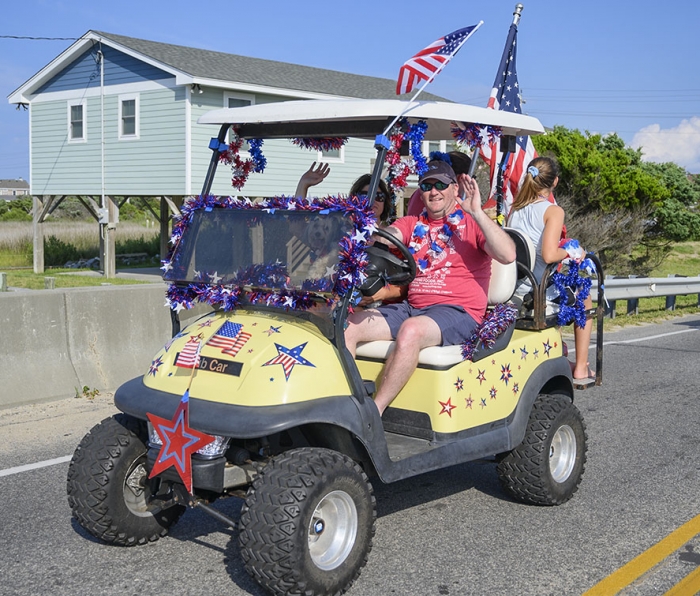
[497,394,587,505]
[239,448,376,596]
[67,414,185,545]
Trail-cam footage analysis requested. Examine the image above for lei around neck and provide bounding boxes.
[409,208,465,272]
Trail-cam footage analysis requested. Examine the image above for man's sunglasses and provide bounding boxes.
[419,181,451,192]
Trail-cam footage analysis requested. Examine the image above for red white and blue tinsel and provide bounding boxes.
[163,194,376,313]
[551,261,592,329]
[461,303,518,361]
[385,118,428,194]
[219,127,267,190]
[291,137,348,152]
[450,121,501,149]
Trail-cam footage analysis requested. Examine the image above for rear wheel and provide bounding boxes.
[239,447,376,596]
[497,394,587,505]
[67,414,185,545]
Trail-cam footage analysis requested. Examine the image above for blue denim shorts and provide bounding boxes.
[377,302,479,346]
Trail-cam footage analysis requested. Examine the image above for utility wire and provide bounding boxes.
[0,35,79,41]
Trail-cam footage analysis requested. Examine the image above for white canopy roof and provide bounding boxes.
[198,98,544,140]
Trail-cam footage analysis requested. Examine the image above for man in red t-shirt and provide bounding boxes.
[345,159,516,415]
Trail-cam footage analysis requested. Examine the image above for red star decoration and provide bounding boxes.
[465,395,473,409]
[147,391,214,493]
[439,397,457,417]
[476,369,487,384]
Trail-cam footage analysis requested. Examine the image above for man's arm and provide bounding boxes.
[456,174,516,264]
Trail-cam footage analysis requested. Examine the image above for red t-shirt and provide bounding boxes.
[392,208,492,324]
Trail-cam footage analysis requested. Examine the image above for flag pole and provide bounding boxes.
[382,21,483,137]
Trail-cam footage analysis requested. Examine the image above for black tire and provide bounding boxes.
[67,413,185,545]
[497,394,587,506]
[239,448,376,596]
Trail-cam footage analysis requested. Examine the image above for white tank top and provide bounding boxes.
[508,200,552,282]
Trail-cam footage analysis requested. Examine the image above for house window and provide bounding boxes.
[68,100,86,142]
[423,140,446,158]
[224,92,254,151]
[118,94,139,140]
[317,146,345,163]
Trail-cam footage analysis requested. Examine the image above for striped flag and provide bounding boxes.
[480,23,549,217]
[396,25,480,96]
[175,335,202,368]
[207,321,251,357]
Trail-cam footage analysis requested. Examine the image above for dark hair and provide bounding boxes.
[428,150,472,177]
[348,174,393,222]
[511,156,559,212]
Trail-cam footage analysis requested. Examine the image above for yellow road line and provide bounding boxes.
[583,513,700,595]
[664,565,700,596]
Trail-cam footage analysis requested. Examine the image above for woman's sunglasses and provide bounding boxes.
[419,181,451,192]
[359,191,387,203]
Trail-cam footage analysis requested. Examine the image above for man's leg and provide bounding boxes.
[344,308,393,357]
[374,316,442,415]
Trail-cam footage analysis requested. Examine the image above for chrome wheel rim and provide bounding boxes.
[308,490,358,570]
[549,425,577,483]
[123,459,151,517]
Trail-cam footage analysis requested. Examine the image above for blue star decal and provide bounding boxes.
[148,356,164,376]
[520,345,528,359]
[543,340,552,356]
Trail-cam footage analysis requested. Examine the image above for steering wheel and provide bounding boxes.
[359,228,416,296]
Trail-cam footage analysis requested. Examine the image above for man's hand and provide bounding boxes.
[456,173,482,216]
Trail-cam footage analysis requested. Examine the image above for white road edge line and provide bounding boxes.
[0,455,72,478]
[568,327,697,355]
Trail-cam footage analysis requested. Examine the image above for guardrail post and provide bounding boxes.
[665,274,686,311]
[626,275,639,315]
[0,272,7,292]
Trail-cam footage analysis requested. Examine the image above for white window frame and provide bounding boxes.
[67,99,87,143]
[224,91,255,152]
[316,145,345,164]
[118,93,140,140]
[422,139,447,158]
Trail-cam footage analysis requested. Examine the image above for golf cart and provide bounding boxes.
[67,98,604,596]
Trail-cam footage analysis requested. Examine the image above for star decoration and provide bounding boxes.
[263,342,315,381]
[439,397,457,417]
[512,383,520,396]
[533,348,540,359]
[265,325,282,336]
[147,391,214,493]
[543,340,552,356]
[148,356,164,376]
[325,266,336,278]
[454,377,464,391]
[160,261,173,273]
[520,345,528,359]
[476,369,486,385]
[489,386,497,400]
[173,301,186,314]
[351,229,367,243]
[500,364,513,386]
[209,271,222,284]
[465,395,473,409]
[480,398,487,409]
[198,319,213,328]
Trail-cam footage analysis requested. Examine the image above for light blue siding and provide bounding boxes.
[32,86,187,195]
[37,46,171,94]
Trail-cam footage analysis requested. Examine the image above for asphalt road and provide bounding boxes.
[1,314,699,596]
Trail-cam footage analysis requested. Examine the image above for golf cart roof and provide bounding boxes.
[197,98,545,140]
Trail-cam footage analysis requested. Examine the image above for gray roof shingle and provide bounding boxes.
[93,31,448,102]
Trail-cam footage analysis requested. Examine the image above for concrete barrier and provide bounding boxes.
[0,284,207,409]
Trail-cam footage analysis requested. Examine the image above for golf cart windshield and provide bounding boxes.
[164,207,353,295]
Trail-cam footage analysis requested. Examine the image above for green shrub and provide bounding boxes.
[44,235,83,266]
[116,234,160,257]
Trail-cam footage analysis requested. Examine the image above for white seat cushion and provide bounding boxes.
[355,340,464,367]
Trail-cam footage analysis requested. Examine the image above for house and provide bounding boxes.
[8,31,449,274]
[0,178,30,199]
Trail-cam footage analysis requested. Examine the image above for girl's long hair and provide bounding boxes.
[510,156,559,213]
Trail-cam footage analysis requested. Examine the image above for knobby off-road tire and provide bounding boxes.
[497,394,587,506]
[67,413,185,545]
[239,448,376,596]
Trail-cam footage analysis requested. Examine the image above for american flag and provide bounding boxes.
[481,23,553,218]
[207,321,251,357]
[396,24,480,96]
[175,335,202,369]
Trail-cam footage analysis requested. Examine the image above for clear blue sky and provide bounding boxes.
[2,0,699,180]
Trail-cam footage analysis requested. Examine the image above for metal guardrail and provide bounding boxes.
[593,275,700,301]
